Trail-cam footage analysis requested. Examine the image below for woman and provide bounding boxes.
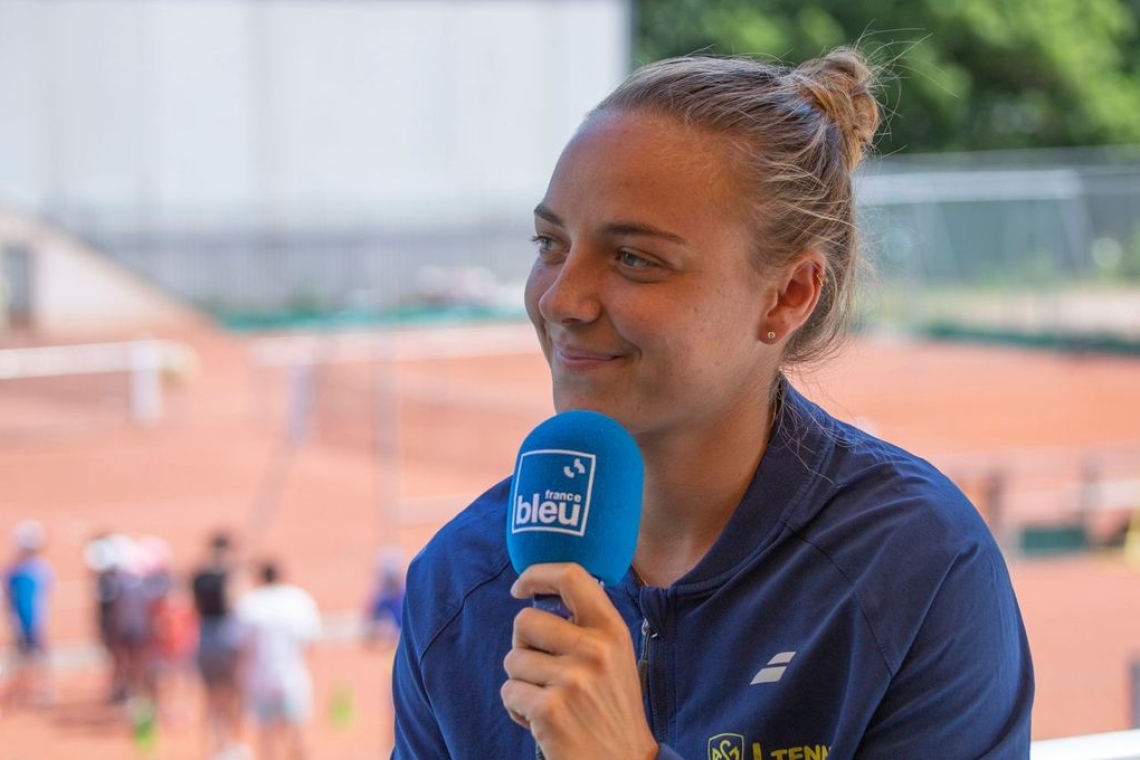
[393,48,1034,759]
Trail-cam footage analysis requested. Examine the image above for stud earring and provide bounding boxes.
[766,331,777,342]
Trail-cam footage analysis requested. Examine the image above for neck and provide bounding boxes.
[631,388,778,588]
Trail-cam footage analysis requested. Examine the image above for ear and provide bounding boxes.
[762,250,825,343]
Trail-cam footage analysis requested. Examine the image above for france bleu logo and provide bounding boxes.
[511,448,595,537]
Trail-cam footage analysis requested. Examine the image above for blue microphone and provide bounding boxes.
[506,409,643,615]
[506,410,643,759]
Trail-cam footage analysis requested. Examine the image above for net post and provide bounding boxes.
[129,338,162,426]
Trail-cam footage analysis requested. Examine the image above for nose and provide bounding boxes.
[532,248,603,326]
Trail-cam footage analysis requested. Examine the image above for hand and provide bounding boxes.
[501,563,658,760]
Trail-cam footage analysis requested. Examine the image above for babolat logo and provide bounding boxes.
[511,448,595,536]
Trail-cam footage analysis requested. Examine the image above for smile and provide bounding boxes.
[551,345,623,369]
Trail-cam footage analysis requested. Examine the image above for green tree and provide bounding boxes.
[635,0,1140,153]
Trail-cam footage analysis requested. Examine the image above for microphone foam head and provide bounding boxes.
[506,410,643,586]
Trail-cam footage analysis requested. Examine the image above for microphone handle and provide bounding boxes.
[532,593,571,619]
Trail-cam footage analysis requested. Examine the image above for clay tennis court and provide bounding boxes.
[3,319,1140,757]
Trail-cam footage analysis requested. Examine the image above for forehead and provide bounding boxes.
[542,110,747,230]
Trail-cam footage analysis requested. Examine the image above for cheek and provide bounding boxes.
[705,278,765,338]
[664,289,761,367]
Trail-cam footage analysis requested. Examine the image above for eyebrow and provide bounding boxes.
[533,203,689,246]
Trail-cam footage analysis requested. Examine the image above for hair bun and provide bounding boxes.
[793,48,880,170]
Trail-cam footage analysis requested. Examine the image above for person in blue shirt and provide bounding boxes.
[3,520,54,708]
[392,47,1034,759]
[364,547,406,648]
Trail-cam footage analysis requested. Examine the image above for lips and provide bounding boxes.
[550,341,624,368]
[557,346,618,362]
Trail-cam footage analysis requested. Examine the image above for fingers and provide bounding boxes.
[510,563,625,633]
[503,632,563,681]
[510,562,593,600]
[500,671,543,730]
[502,564,657,759]
[501,642,593,745]
[501,677,570,749]
[504,575,631,718]
[511,605,575,654]
[503,691,531,730]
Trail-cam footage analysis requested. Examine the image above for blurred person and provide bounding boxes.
[84,532,132,703]
[83,533,140,706]
[110,536,154,704]
[236,560,321,760]
[191,531,245,759]
[2,519,55,709]
[150,580,199,726]
[363,547,405,648]
[134,535,197,727]
[392,47,1034,758]
[364,547,406,753]
[116,535,176,742]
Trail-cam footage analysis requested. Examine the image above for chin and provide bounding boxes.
[552,389,602,414]
[552,392,629,426]
[552,397,596,415]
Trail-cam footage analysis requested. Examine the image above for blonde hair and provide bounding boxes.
[590,47,881,364]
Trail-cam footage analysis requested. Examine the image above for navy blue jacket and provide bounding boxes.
[392,383,1034,759]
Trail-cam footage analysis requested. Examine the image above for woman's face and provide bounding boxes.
[525,110,783,440]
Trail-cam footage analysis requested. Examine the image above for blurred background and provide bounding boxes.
[2,1,1140,758]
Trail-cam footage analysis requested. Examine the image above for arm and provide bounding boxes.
[856,544,1034,758]
[390,617,451,758]
[501,563,659,760]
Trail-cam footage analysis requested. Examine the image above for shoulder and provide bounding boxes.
[814,418,991,562]
[402,477,515,654]
[783,386,1014,669]
[5,558,51,584]
[192,567,217,581]
[409,476,513,585]
[235,587,268,616]
[281,584,318,607]
[33,557,53,578]
[279,585,321,629]
[780,384,990,557]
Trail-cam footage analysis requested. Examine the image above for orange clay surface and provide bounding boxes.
[2,320,1140,757]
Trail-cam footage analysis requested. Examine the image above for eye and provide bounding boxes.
[615,249,671,282]
[530,234,556,255]
[618,250,656,269]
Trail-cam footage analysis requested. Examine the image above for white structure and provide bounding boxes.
[0,203,207,332]
[0,0,631,318]
[0,0,631,229]
[1031,728,1140,760]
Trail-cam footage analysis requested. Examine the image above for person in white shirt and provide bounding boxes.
[235,560,321,760]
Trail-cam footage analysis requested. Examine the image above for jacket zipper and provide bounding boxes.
[639,617,666,741]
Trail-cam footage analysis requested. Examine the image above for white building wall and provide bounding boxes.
[0,0,631,230]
